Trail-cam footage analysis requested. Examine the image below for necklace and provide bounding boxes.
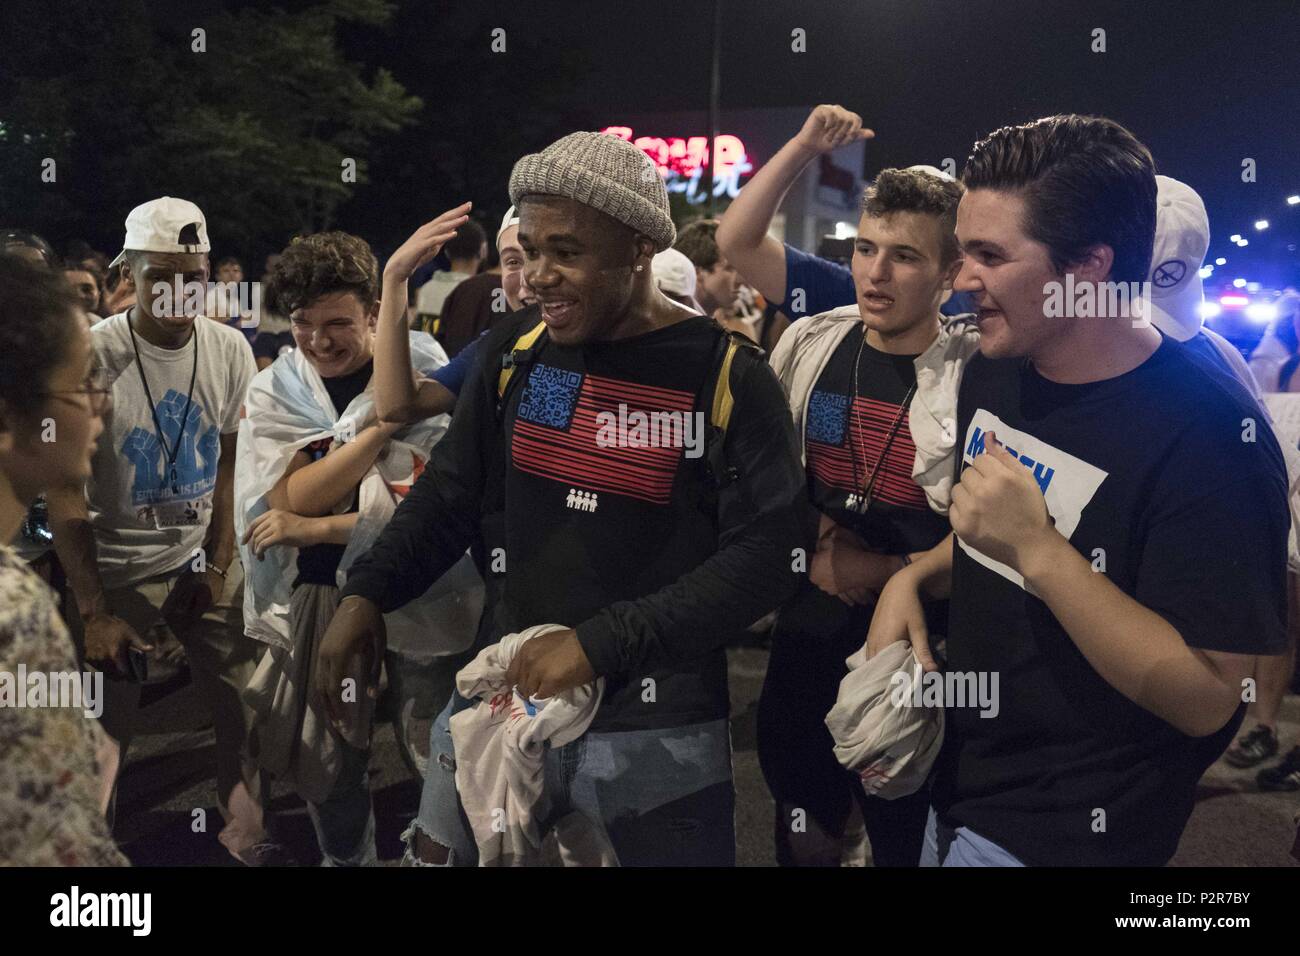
[127,308,199,495]
[847,328,917,516]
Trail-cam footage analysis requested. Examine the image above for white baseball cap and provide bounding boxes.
[109,196,211,268]
[496,204,521,249]
[905,163,956,182]
[652,247,697,299]
[1147,175,1209,342]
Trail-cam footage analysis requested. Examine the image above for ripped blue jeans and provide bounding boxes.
[402,691,736,866]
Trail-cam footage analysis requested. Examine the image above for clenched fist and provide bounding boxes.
[794,105,875,155]
[949,431,1056,573]
[504,629,596,700]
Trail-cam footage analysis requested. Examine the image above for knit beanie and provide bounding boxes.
[509,132,676,252]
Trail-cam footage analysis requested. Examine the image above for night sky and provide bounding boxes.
[415,0,1300,286]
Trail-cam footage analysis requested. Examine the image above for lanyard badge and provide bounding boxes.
[128,312,199,497]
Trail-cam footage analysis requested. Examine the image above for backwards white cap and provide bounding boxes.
[652,247,697,299]
[496,205,521,249]
[1147,175,1209,342]
[109,196,210,268]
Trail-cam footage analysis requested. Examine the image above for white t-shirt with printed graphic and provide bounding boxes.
[87,312,255,588]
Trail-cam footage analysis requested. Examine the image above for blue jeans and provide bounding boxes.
[402,691,736,866]
[920,806,1025,867]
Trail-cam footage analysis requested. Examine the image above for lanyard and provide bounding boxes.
[127,309,199,495]
[848,328,917,516]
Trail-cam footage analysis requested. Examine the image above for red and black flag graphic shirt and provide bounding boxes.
[804,325,948,553]
[343,310,815,733]
[778,325,949,640]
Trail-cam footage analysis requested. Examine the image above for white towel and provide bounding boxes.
[234,334,483,659]
[450,624,614,866]
[825,641,944,800]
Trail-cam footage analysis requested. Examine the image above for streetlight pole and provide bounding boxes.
[706,0,723,217]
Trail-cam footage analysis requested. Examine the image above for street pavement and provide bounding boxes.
[114,646,1299,867]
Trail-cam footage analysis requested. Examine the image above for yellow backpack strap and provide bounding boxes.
[709,338,742,435]
[497,320,548,400]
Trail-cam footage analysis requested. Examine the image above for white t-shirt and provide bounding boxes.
[87,312,256,588]
[415,270,471,319]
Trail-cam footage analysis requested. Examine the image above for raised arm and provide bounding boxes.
[716,105,873,306]
[375,203,472,423]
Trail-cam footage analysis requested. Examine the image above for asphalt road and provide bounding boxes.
[114,646,1299,867]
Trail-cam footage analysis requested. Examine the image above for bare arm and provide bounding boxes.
[1022,532,1253,738]
[716,105,873,306]
[955,436,1260,738]
[244,510,358,558]
[267,423,397,518]
[206,431,239,571]
[375,273,458,422]
[375,203,473,423]
[46,482,106,617]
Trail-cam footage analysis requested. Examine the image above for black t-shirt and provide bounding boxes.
[294,359,374,588]
[781,326,949,638]
[936,336,1289,866]
[341,306,813,735]
[501,315,729,730]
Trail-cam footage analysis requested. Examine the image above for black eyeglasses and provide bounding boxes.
[40,366,112,414]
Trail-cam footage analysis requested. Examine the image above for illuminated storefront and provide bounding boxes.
[600,107,867,255]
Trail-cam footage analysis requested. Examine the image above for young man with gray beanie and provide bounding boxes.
[318,130,815,865]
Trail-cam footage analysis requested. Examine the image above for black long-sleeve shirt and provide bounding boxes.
[341,307,816,731]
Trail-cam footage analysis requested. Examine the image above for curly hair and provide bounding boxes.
[267,231,379,316]
[861,168,964,264]
[0,256,81,420]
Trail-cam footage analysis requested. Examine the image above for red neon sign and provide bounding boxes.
[602,127,748,178]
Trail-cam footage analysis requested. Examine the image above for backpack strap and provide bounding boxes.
[497,319,548,403]
[701,327,762,492]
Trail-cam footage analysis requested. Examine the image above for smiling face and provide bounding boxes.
[497,224,535,311]
[518,195,647,345]
[125,250,209,334]
[954,188,1064,359]
[851,209,957,338]
[290,290,376,377]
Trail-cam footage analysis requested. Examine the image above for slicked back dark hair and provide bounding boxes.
[861,168,964,264]
[962,114,1157,285]
[0,256,81,419]
[267,231,379,316]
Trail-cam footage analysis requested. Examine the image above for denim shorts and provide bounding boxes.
[920,806,1026,867]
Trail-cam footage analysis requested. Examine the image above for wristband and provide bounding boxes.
[207,564,228,579]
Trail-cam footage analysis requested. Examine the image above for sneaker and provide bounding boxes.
[1257,747,1300,792]
[1223,724,1278,768]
